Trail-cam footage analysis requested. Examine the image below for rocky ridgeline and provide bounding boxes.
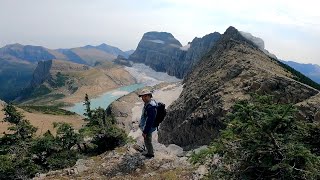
[34,143,213,180]
[129,31,221,78]
[158,26,320,149]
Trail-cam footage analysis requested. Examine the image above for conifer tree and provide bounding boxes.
[83,93,92,120]
[2,103,37,141]
[192,95,320,179]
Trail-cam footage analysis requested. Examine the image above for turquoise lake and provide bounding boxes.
[67,83,144,116]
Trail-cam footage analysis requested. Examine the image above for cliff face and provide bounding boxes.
[30,60,53,88]
[128,31,221,78]
[158,26,320,149]
[129,32,183,75]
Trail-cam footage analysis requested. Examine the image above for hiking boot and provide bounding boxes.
[143,154,154,159]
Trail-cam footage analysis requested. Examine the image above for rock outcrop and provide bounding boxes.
[30,60,90,88]
[158,26,320,149]
[29,60,53,88]
[113,55,133,67]
[128,31,221,78]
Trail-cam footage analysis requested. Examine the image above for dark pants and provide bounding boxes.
[144,133,154,155]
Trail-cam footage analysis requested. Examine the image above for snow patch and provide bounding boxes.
[147,39,165,44]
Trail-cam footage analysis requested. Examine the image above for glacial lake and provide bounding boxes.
[67,83,145,116]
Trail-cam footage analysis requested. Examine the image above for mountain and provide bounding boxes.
[0,58,36,101]
[18,59,136,105]
[0,43,56,62]
[89,43,132,58]
[57,43,131,66]
[124,49,135,56]
[281,60,320,83]
[158,26,320,149]
[0,43,130,66]
[128,31,221,78]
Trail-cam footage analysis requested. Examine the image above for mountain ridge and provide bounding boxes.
[281,60,320,83]
[0,43,132,66]
[158,26,320,149]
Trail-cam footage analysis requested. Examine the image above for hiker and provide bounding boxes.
[138,89,157,158]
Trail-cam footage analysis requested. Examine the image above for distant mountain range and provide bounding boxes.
[281,60,320,84]
[0,43,134,66]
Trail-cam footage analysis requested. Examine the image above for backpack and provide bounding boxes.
[152,102,166,129]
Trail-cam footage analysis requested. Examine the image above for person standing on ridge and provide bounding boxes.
[138,89,157,158]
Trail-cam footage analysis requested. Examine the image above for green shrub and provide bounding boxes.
[49,72,69,88]
[193,95,320,179]
[47,150,79,170]
[18,105,75,116]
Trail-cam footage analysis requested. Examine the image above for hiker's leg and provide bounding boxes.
[144,133,154,155]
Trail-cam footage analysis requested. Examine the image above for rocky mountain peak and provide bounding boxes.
[129,30,222,78]
[215,26,258,49]
[158,26,320,149]
[142,31,182,47]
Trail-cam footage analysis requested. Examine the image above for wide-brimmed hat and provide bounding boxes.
[138,89,153,97]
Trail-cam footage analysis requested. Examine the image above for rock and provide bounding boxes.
[75,159,90,174]
[194,165,209,179]
[186,145,208,157]
[113,55,133,67]
[29,60,53,88]
[315,111,320,122]
[0,100,6,106]
[167,144,184,157]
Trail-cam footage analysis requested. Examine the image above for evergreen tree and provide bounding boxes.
[83,93,92,120]
[192,95,320,179]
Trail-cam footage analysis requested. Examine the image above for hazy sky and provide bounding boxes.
[1,0,319,65]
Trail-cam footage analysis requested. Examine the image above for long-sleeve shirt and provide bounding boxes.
[139,99,157,134]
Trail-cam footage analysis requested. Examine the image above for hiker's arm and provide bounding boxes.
[143,106,156,134]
